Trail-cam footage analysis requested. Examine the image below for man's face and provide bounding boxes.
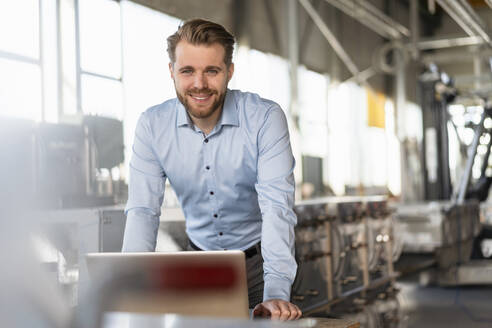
[169,41,234,120]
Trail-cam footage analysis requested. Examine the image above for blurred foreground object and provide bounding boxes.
[102,313,359,328]
[0,119,71,328]
[84,251,249,319]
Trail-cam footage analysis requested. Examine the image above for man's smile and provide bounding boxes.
[188,91,217,104]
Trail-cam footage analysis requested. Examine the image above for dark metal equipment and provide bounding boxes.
[0,115,125,209]
[419,68,456,201]
[291,196,402,326]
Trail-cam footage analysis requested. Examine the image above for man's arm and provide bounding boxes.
[122,112,166,252]
[254,105,301,319]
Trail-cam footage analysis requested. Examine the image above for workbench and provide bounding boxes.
[102,313,359,328]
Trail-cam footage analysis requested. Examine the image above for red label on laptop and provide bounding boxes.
[151,265,237,290]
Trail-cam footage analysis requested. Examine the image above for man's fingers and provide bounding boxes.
[289,303,302,320]
[265,302,282,320]
[278,301,291,321]
[287,303,299,320]
[291,303,302,319]
[254,299,302,321]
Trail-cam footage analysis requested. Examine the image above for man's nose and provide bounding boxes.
[192,73,207,89]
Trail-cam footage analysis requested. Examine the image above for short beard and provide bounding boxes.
[176,87,227,120]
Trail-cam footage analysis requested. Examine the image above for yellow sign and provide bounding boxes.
[367,88,386,129]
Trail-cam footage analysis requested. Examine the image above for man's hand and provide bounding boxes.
[253,299,302,321]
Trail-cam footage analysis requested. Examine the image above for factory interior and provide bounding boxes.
[2,0,492,327]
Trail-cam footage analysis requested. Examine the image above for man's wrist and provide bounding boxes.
[263,275,292,302]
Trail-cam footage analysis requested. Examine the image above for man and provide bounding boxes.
[122,19,301,321]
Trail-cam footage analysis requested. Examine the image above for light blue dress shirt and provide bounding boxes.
[122,89,297,301]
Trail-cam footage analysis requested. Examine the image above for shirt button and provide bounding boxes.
[213,214,218,218]
[210,191,214,195]
[219,232,223,236]
[204,138,209,143]
[206,165,210,170]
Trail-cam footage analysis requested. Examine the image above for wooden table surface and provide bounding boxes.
[307,317,360,328]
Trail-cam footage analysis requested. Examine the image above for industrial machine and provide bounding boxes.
[0,115,125,209]
[291,196,405,327]
[394,67,492,286]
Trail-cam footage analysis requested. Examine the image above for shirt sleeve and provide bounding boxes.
[255,105,297,302]
[122,111,166,252]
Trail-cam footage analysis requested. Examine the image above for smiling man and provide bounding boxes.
[122,19,301,321]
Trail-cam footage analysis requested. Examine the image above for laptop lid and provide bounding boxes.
[85,251,249,319]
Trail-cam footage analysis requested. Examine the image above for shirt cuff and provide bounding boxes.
[121,208,159,252]
[263,274,292,302]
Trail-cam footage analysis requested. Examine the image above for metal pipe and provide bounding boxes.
[74,0,82,114]
[84,125,93,195]
[456,0,486,29]
[415,36,483,50]
[454,0,489,43]
[39,0,45,122]
[395,45,406,141]
[323,0,394,38]
[342,67,376,84]
[299,0,359,76]
[474,51,482,90]
[356,0,410,37]
[410,0,419,59]
[453,108,487,204]
[288,0,299,119]
[56,0,63,120]
[421,48,492,64]
[435,0,476,37]
[322,0,409,39]
[435,0,491,44]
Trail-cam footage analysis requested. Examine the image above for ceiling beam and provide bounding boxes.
[298,0,360,76]
[321,0,410,39]
[435,0,491,45]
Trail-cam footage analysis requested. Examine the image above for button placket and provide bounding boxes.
[202,135,222,247]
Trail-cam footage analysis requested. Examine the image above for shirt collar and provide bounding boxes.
[176,99,192,127]
[217,89,239,127]
[176,89,239,128]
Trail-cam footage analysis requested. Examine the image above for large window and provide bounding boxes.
[231,47,290,113]
[120,0,181,171]
[79,0,123,119]
[0,0,42,121]
[298,66,328,158]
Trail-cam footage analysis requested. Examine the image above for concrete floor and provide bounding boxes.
[397,278,492,328]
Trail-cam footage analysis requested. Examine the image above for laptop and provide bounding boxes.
[85,251,249,319]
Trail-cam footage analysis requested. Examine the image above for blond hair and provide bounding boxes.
[167,18,235,66]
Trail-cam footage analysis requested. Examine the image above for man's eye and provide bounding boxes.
[206,69,218,75]
[181,70,193,75]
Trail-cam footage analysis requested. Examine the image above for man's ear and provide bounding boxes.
[169,62,174,79]
[227,63,234,82]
